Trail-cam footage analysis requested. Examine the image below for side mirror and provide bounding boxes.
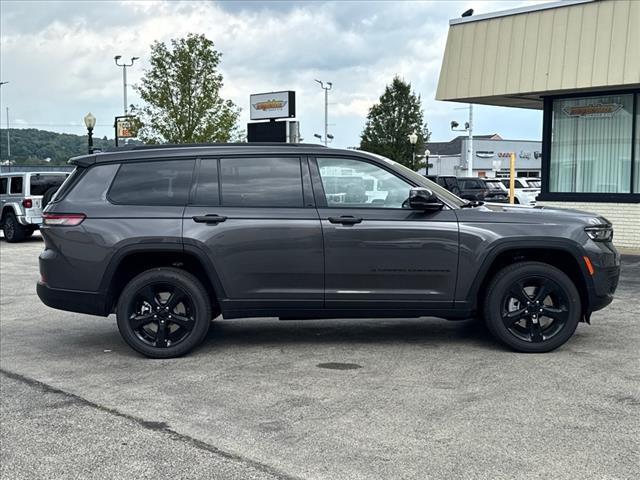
[408,187,443,211]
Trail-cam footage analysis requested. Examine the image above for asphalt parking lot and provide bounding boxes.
[1,233,639,480]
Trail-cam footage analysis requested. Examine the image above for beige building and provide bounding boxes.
[436,0,640,248]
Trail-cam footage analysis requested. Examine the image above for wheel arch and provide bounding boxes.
[100,244,226,314]
[469,240,592,318]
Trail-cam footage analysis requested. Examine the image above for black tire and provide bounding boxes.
[483,261,581,353]
[2,211,28,243]
[42,186,58,209]
[116,267,212,358]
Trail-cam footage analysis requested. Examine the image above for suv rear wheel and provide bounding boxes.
[483,261,581,353]
[116,268,212,358]
[3,211,29,243]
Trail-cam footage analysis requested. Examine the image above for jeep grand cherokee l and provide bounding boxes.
[37,144,620,358]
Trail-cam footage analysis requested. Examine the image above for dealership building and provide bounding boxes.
[436,0,639,248]
[420,134,542,178]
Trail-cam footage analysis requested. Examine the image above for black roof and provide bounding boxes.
[426,134,501,156]
[70,143,339,167]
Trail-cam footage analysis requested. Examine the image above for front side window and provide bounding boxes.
[109,160,195,205]
[549,94,634,193]
[220,157,303,207]
[10,176,23,194]
[317,157,411,208]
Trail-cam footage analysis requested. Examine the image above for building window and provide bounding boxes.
[635,93,640,193]
[549,93,634,194]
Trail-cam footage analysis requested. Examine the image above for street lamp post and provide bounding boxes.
[425,148,431,175]
[84,112,96,154]
[114,56,139,115]
[408,131,418,171]
[314,79,332,146]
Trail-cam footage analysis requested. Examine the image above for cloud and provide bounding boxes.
[1,0,545,147]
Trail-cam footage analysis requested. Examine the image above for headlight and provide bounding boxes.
[585,224,613,242]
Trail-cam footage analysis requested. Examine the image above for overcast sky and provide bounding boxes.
[1,0,550,147]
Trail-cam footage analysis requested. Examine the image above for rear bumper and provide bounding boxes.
[36,282,109,316]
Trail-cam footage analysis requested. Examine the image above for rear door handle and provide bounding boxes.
[192,214,227,224]
[328,216,363,225]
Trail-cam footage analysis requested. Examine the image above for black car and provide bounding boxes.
[457,177,490,201]
[36,143,620,358]
[481,178,509,203]
[425,175,461,195]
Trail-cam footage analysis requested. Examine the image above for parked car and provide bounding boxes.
[482,178,510,203]
[1,171,69,242]
[457,177,490,202]
[37,144,619,358]
[425,175,461,195]
[500,177,540,205]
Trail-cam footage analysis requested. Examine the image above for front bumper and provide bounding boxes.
[37,281,109,316]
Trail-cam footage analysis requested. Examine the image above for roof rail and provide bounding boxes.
[103,142,326,152]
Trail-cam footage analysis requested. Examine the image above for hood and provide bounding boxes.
[458,202,609,227]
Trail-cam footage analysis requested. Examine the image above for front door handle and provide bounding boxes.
[328,216,363,225]
[192,214,227,224]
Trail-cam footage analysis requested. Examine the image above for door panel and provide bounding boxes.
[183,207,324,306]
[319,207,459,307]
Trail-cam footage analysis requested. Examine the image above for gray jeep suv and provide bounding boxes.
[37,144,620,358]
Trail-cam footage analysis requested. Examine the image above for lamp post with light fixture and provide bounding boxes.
[114,55,139,115]
[408,131,418,171]
[425,148,431,175]
[84,112,96,154]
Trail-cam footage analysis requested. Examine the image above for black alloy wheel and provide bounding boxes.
[484,261,581,353]
[116,268,212,358]
[128,283,195,348]
[3,211,28,243]
[500,276,569,343]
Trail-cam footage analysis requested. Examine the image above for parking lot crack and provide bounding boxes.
[0,368,304,480]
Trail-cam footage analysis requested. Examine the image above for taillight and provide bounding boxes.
[43,213,86,226]
[22,198,33,208]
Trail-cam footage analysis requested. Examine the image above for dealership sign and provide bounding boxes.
[562,103,622,118]
[250,91,296,120]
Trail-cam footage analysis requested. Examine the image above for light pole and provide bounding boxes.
[114,55,139,115]
[1,82,9,161]
[84,112,96,154]
[408,131,418,171]
[425,148,431,176]
[450,104,474,176]
[315,79,332,146]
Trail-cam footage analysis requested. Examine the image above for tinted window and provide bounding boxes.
[317,157,411,208]
[462,179,484,189]
[194,159,220,205]
[30,174,67,195]
[0,178,6,194]
[220,157,302,207]
[109,160,195,205]
[10,177,23,194]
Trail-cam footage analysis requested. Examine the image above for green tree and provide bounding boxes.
[359,76,431,169]
[132,33,242,144]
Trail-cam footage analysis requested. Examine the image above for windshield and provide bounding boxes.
[528,180,541,188]
[364,152,467,208]
[485,181,503,191]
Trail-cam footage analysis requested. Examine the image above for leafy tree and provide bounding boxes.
[132,34,242,144]
[360,76,431,169]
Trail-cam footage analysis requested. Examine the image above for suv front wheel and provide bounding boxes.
[116,268,212,358]
[484,261,581,353]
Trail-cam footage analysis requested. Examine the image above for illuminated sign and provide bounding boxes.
[250,91,296,120]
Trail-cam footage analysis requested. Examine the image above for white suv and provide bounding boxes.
[500,177,540,206]
[1,171,69,242]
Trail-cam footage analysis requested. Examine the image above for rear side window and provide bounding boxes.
[219,157,302,207]
[10,177,23,194]
[30,174,67,195]
[109,160,195,206]
[0,178,6,194]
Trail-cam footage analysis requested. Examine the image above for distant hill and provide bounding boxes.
[0,128,131,165]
